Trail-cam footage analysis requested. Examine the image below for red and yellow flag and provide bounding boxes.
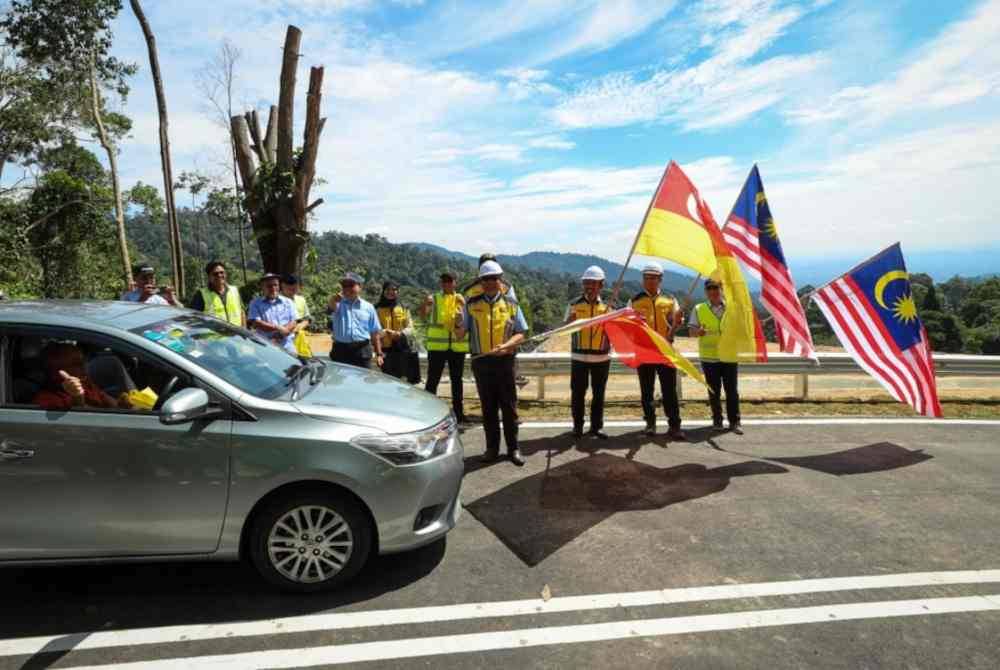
[635,161,767,363]
[604,310,707,386]
[634,162,718,277]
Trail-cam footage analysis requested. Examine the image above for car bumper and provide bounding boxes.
[371,434,465,554]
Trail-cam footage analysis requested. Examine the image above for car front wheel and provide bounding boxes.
[248,489,372,592]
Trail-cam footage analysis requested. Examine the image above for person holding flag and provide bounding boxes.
[690,278,743,434]
[454,260,529,466]
[811,243,941,418]
[629,262,685,439]
[723,165,816,360]
[564,265,611,439]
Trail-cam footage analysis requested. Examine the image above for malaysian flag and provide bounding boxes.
[811,244,942,418]
[723,166,817,360]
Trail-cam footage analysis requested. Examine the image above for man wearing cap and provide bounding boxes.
[629,261,685,439]
[281,274,312,327]
[327,272,384,369]
[462,253,517,302]
[690,279,743,434]
[565,265,611,439]
[121,264,168,305]
[191,260,245,326]
[454,260,529,466]
[248,273,298,355]
[420,271,470,422]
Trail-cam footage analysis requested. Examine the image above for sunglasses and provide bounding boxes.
[211,271,226,277]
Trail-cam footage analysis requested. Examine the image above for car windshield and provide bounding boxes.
[130,313,301,399]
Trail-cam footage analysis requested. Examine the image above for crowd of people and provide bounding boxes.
[117,254,744,467]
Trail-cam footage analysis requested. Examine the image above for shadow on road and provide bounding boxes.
[0,537,446,640]
[466,452,787,567]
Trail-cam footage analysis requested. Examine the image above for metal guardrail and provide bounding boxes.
[412,352,1000,400]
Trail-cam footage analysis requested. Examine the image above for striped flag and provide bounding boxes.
[811,244,942,418]
[723,165,817,361]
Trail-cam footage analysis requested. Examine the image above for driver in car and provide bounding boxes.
[33,343,133,411]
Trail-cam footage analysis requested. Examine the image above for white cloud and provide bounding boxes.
[788,0,1000,125]
[526,135,576,150]
[551,0,824,130]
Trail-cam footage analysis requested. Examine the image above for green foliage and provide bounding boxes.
[24,144,118,297]
[920,310,962,352]
[922,283,942,311]
[959,278,1000,328]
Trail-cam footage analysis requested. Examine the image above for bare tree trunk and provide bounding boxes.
[89,58,132,289]
[230,25,325,277]
[129,0,184,296]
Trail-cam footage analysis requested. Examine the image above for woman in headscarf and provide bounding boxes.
[375,281,417,382]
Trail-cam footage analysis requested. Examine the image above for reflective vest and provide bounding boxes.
[199,286,243,326]
[630,291,677,340]
[568,296,610,355]
[292,294,310,320]
[465,293,519,355]
[695,302,723,361]
[377,304,410,350]
[426,292,469,353]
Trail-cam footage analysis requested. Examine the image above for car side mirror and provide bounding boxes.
[159,388,221,425]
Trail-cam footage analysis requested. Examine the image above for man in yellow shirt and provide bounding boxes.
[420,271,469,422]
[629,262,685,439]
[564,265,611,439]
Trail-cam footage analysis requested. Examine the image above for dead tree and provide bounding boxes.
[130,0,184,295]
[230,25,325,276]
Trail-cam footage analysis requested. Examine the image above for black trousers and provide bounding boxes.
[571,359,610,431]
[638,364,681,429]
[331,341,372,369]
[471,355,518,454]
[702,361,740,425]
[381,348,405,379]
[425,350,466,420]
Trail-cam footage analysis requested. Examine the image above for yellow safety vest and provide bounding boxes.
[630,291,677,340]
[199,286,243,326]
[465,293,519,355]
[568,297,610,354]
[695,302,723,361]
[377,304,410,350]
[426,292,469,353]
[292,294,310,320]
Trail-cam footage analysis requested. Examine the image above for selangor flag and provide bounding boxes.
[529,308,707,387]
[633,161,719,277]
[811,244,942,417]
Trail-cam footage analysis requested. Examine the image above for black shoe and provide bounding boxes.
[711,420,725,433]
[589,429,609,440]
[667,428,687,441]
[509,449,525,467]
[571,427,584,439]
[644,421,656,436]
[481,450,500,463]
[730,423,744,435]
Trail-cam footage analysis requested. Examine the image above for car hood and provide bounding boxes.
[292,361,449,433]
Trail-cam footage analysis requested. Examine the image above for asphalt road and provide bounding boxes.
[2,419,999,669]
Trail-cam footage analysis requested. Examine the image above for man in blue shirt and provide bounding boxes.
[326,272,383,369]
[120,264,168,305]
[248,273,298,355]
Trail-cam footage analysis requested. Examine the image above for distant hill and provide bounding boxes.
[406,244,696,296]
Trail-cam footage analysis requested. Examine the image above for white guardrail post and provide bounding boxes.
[417,352,999,400]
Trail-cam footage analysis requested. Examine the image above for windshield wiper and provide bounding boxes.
[287,364,311,401]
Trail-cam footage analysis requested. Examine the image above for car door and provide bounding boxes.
[0,326,232,560]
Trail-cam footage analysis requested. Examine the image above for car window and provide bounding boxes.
[131,313,300,400]
[5,331,191,414]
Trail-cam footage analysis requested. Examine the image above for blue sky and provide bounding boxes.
[87,0,1000,281]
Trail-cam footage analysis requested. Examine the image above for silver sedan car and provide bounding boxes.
[0,301,464,592]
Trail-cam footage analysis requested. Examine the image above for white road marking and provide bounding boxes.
[518,418,1000,428]
[3,570,1000,658]
[64,594,1000,669]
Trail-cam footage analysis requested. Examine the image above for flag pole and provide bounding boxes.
[609,163,672,306]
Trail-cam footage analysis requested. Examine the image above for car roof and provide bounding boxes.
[0,300,184,332]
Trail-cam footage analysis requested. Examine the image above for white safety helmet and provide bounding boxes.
[478,260,504,278]
[581,265,606,282]
[641,261,663,276]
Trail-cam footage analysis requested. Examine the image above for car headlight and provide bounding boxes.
[351,417,457,465]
